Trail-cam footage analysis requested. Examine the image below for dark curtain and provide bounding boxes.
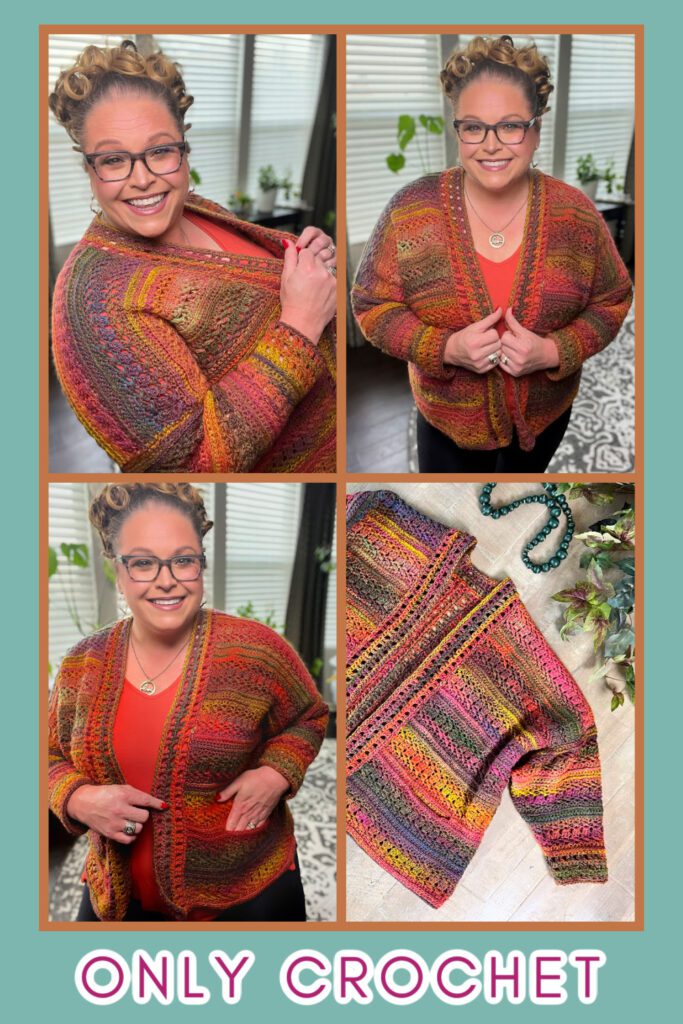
[622,131,635,271]
[301,36,336,238]
[284,484,335,692]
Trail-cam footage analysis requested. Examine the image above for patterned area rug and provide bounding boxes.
[408,304,635,473]
[49,738,337,923]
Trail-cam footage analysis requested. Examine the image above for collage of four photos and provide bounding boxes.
[44,27,639,928]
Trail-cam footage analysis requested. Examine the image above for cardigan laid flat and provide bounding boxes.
[351,168,632,451]
[346,490,607,908]
[49,610,328,921]
[52,194,336,472]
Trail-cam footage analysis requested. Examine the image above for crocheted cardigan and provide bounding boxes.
[52,194,336,472]
[346,490,607,908]
[351,169,632,451]
[48,610,328,921]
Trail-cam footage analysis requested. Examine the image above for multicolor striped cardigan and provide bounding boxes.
[52,195,336,472]
[351,168,632,451]
[346,490,607,908]
[48,610,328,921]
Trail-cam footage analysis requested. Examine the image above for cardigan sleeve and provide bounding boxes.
[48,666,93,837]
[52,263,330,472]
[254,631,329,798]
[545,212,633,381]
[351,193,457,381]
[508,626,608,886]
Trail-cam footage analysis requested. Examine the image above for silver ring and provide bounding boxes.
[501,354,509,366]
[488,352,499,366]
[326,243,335,255]
[123,820,137,836]
[326,265,336,276]
[246,821,258,830]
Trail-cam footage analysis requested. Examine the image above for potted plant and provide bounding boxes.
[228,190,254,218]
[257,165,279,214]
[576,155,624,200]
[386,113,445,175]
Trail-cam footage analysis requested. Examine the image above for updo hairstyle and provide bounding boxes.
[48,39,194,149]
[89,483,213,559]
[441,35,554,119]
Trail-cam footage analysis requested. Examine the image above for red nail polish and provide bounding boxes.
[296,245,301,253]
[214,793,222,802]
[161,802,168,810]
[281,239,288,249]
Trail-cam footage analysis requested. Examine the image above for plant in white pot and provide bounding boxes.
[576,155,624,201]
[257,165,279,213]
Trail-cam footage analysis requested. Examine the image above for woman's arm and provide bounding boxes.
[52,253,336,473]
[254,631,329,798]
[48,668,94,836]
[351,195,457,381]
[545,213,633,381]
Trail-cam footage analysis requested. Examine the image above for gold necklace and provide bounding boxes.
[129,633,190,695]
[464,181,529,249]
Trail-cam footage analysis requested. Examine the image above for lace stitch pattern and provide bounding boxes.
[346,491,608,908]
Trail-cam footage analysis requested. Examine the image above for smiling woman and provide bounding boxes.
[48,483,328,921]
[351,34,633,473]
[49,40,337,472]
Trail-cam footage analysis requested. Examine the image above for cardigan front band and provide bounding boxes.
[351,168,633,451]
[51,194,336,473]
[346,490,608,908]
[48,610,329,921]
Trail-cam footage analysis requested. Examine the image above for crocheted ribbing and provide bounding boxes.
[346,490,607,908]
[48,610,328,921]
[52,194,336,472]
[351,168,632,452]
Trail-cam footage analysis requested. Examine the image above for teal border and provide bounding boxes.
[11,1,675,1019]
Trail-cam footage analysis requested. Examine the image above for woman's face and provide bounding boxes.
[115,502,204,641]
[82,91,189,242]
[454,77,540,195]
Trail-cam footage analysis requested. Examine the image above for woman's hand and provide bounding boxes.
[279,241,337,345]
[65,784,167,844]
[295,226,337,270]
[499,309,560,376]
[216,766,290,831]
[443,308,503,373]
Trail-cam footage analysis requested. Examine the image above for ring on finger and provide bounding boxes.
[123,820,137,836]
[246,821,259,830]
[325,243,335,255]
[326,264,336,276]
[488,352,500,366]
[501,354,509,366]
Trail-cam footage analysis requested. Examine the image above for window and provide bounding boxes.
[346,34,446,246]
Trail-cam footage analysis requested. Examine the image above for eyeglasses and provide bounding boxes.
[83,141,187,182]
[116,553,206,582]
[452,118,538,145]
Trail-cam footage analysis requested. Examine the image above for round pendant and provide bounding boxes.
[489,232,505,249]
[140,679,156,695]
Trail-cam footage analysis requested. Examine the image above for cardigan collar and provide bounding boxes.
[441,165,547,328]
[84,192,288,265]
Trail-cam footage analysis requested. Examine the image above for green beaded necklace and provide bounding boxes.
[478,483,574,574]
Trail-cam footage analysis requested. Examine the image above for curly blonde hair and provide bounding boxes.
[49,39,194,148]
[441,35,553,118]
[89,483,213,559]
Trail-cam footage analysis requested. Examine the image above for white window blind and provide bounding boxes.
[49,483,99,675]
[225,484,302,631]
[48,34,127,247]
[246,34,325,199]
[153,34,243,209]
[347,34,447,246]
[454,33,559,177]
[564,34,634,193]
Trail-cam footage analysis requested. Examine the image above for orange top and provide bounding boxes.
[112,678,182,915]
[477,248,520,337]
[183,209,273,257]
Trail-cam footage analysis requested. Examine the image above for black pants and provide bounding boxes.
[76,851,307,923]
[416,405,573,473]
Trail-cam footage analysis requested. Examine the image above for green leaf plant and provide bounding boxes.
[552,488,635,710]
[386,113,445,176]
